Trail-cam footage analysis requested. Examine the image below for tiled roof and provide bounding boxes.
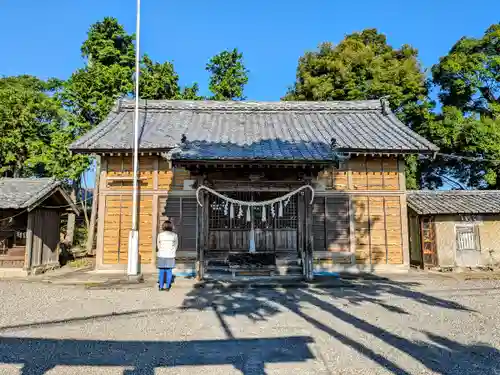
[0,178,71,211]
[407,190,500,215]
[70,99,438,161]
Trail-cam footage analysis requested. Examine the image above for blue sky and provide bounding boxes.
[1,0,499,101]
[1,1,499,188]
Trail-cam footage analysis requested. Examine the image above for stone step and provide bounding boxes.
[206,259,301,267]
[206,265,303,278]
[203,273,304,282]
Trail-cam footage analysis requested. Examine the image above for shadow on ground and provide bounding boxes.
[0,276,498,374]
[181,276,499,375]
[0,335,314,375]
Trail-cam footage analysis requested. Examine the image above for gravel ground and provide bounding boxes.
[0,276,499,374]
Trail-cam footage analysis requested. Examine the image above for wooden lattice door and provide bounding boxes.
[420,216,437,267]
[208,191,298,253]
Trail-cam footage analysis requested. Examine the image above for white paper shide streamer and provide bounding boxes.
[196,185,315,223]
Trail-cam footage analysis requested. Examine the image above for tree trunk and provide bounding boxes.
[81,188,90,228]
[64,185,78,246]
[86,157,101,256]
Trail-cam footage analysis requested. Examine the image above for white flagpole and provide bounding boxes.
[128,0,141,277]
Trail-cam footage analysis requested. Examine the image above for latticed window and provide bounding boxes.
[456,225,480,251]
[208,191,298,252]
[163,196,197,252]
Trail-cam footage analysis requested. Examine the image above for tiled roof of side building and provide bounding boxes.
[0,178,60,210]
[407,190,500,215]
[70,99,438,161]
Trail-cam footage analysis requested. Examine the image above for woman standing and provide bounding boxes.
[156,220,178,291]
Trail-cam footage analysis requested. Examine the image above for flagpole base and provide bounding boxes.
[127,230,140,276]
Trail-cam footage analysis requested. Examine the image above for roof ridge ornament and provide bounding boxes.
[161,134,188,169]
[380,96,390,115]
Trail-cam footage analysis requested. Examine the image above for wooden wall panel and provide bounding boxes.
[353,195,403,265]
[104,156,191,192]
[341,156,400,191]
[158,160,174,190]
[173,168,191,190]
[354,196,370,263]
[382,158,399,190]
[157,161,191,191]
[350,158,369,190]
[385,197,403,264]
[368,197,386,264]
[316,166,348,190]
[102,195,153,264]
[105,156,156,190]
[366,159,384,190]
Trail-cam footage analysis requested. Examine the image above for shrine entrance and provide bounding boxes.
[203,190,304,278]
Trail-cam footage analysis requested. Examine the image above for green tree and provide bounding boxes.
[61,64,133,133]
[0,75,63,177]
[284,29,433,188]
[206,48,249,100]
[140,54,201,100]
[179,83,202,100]
[81,17,135,68]
[140,55,180,100]
[432,23,500,117]
[431,23,500,188]
[61,17,135,133]
[57,17,136,244]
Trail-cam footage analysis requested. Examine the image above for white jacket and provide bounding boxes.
[156,231,178,258]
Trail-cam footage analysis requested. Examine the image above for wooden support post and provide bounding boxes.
[95,158,107,269]
[197,189,208,281]
[24,212,35,271]
[37,211,44,266]
[152,194,159,267]
[86,156,101,255]
[297,191,305,278]
[304,182,314,281]
[202,192,210,278]
[398,158,410,266]
[349,196,356,265]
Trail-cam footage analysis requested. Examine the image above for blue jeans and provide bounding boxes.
[158,268,173,289]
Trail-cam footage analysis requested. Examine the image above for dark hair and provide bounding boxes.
[162,220,173,232]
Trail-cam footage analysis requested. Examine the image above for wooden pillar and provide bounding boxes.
[196,186,208,281]
[95,158,108,269]
[303,182,313,281]
[152,195,159,268]
[398,158,410,266]
[24,212,35,271]
[348,196,356,264]
[38,211,44,267]
[297,192,305,278]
